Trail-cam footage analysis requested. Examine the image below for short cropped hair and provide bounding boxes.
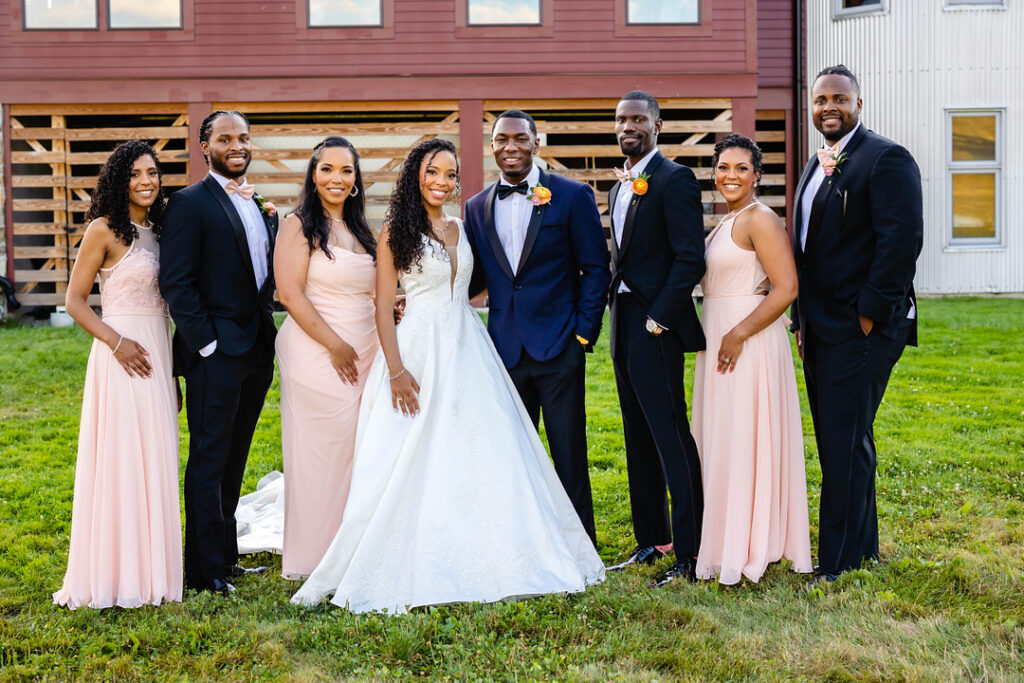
[619,90,661,119]
[492,109,538,136]
[814,65,860,96]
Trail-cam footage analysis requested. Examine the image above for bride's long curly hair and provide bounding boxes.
[86,140,166,246]
[384,138,459,273]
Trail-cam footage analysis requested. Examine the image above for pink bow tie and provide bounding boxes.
[613,166,633,185]
[816,145,840,168]
[224,179,255,200]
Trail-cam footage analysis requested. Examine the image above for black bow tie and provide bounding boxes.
[497,180,529,200]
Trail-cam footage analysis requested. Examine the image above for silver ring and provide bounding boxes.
[722,357,731,363]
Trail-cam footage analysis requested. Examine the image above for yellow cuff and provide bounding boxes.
[576,335,589,346]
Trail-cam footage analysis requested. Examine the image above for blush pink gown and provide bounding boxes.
[692,203,813,585]
[275,246,377,579]
[53,225,182,609]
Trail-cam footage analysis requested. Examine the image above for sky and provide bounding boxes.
[627,0,699,24]
[309,0,382,26]
[468,0,541,25]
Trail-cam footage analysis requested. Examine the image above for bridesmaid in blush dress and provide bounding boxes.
[692,134,813,585]
[273,137,378,579]
[54,141,182,609]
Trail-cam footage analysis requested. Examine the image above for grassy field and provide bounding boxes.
[1,298,1022,681]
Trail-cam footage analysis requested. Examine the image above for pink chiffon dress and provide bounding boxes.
[692,203,813,584]
[275,245,377,579]
[53,224,183,609]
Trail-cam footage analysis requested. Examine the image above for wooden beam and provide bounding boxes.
[218,100,459,113]
[483,98,733,111]
[10,103,185,116]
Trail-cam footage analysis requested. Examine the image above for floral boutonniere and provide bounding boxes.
[528,183,552,207]
[254,194,277,218]
[822,151,849,184]
[631,172,650,197]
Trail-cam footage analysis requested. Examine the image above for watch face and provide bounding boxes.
[645,319,656,333]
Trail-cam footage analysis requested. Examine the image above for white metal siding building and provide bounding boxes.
[805,0,1023,293]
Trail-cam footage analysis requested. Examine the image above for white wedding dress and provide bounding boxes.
[290,220,605,614]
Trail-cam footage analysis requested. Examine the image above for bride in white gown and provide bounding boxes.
[290,139,604,614]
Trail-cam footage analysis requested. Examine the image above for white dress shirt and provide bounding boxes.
[200,171,270,357]
[495,164,541,273]
[612,147,659,294]
[799,122,860,251]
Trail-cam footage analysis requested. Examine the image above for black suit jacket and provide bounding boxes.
[159,175,278,374]
[607,150,706,357]
[791,126,923,346]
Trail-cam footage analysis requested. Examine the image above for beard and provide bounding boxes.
[209,153,250,179]
[618,137,645,157]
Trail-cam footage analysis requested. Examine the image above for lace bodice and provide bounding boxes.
[99,224,167,315]
[399,219,472,313]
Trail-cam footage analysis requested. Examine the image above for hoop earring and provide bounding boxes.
[349,185,359,197]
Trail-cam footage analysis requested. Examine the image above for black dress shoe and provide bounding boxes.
[202,578,236,595]
[229,563,268,579]
[806,570,840,586]
[652,558,697,587]
[608,546,665,572]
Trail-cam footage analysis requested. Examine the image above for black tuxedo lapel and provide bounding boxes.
[515,168,549,277]
[804,126,870,253]
[805,174,833,253]
[793,157,818,254]
[617,151,664,264]
[203,175,258,291]
[608,180,621,262]
[483,182,515,281]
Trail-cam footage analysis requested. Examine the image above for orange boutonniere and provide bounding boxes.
[528,183,552,206]
[631,172,650,196]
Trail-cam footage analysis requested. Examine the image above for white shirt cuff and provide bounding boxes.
[199,339,217,357]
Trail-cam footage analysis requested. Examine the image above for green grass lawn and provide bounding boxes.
[1,298,1022,681]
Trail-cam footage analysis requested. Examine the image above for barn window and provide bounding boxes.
[626,0,699,24]
[948,110,1002,246]
[23,0,98,29]
[834,0,886,18]
[308,0,383,27]
[467,0,541,25]
[109,0,181,29]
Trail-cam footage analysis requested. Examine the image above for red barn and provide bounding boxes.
[0,0,798,308]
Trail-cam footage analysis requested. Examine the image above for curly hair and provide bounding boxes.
[384,138,459,273]
[712,133,763,177]
[86,140,166,246]
[294,137,375,260]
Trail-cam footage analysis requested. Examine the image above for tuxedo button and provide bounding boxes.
[513,284,522,291]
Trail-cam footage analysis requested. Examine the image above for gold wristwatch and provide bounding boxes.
[645,318,664,336]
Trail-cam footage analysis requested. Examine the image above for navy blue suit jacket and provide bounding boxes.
[464,169,611,368]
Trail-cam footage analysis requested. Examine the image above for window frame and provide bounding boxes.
[944,0,1007,9]
[13,0,193,41]
[625,0,701,26]
[613,0,711,37]
[833,0,887,20]
[946,108,1004,249]
[21,0,99,31]
[297,0,394,39]
[107,0,183,30]
[455,0,554,38]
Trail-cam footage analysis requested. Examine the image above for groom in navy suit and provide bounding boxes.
[464,109,611,545]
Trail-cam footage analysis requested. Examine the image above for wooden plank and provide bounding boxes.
[480,143,720,158]
[15,292,100,306]
[756,110,787,121]
[483,98,733,111]
[14,269,69,283]
[252,146,453,161]
[63,127,191,141]
[13,246,82,259]
[219,101,459,113]
[13,223,84,235]
[65,150,189,164]
[755,131,785,143]
[12,199,90,212]
[12,176,66,188]
[9,127,65,140]
[250,122,461,136]
[484,120,733,135]
[11,151,64,164]
[10,104,185,116]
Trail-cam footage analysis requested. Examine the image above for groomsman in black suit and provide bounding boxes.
[159,111,276,594]
[606,91,706,585]
[791,66,922,581]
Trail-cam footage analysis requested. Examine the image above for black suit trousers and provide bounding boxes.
[507,340,596,545]
[803,323,909,574]
[182,334,274,588]
[612,294,703,557]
